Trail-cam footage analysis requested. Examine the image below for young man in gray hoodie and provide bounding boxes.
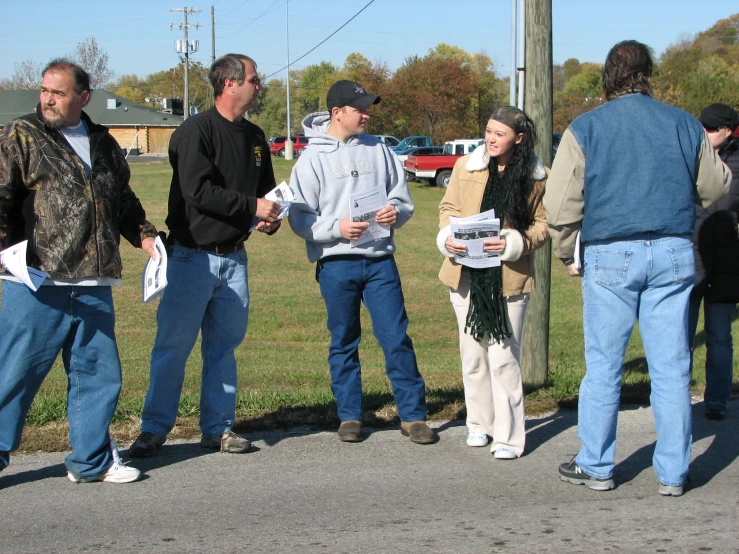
[288,80,435,444]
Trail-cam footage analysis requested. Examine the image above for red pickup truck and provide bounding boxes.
[403,139,484,187]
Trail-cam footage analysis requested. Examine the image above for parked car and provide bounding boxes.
[395,145,443,164]
[270,136,309,157]
[404,140,483,188]
[372,135,400,147]
[393,135,432,153]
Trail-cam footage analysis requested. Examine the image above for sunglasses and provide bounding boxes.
[247,75,261,86]
[703,125,727,133]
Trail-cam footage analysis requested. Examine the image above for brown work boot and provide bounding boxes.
[337,420,364,442]
[400,421,437,444]
[200,430,251,453]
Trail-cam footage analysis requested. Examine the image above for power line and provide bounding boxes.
[219,0,283,39]
[265,0,376,79]
[217,0,256,17]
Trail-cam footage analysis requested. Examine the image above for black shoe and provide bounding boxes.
[705,404,727,421]
[128,432,166,458]
[558,458,615,491]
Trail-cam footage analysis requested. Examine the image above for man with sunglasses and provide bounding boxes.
[689,103,739,421]
[130,54,281,458]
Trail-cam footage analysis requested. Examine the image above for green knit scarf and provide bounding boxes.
[464,158,511,343]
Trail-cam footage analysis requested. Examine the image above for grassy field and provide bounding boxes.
[14,157,738,451]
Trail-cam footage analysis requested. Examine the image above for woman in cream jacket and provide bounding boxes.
[437,106,549,459]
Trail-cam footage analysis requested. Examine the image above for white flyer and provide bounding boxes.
[348,187,391,247]
[574,229,583,270]
[250,181,294,231]
[142,235,168,303]
[0,240,48,291]
[449,209,501,269]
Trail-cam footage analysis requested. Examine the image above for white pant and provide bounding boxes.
[450,270,527,456]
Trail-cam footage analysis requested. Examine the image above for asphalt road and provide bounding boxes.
[1,404,736,554]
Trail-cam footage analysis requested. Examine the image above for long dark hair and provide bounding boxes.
[489,106,538,233]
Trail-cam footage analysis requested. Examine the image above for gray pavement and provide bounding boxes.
[0,403,737,554]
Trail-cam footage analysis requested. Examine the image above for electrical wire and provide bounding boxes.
[218,0,283,39]
[265,0,376,79]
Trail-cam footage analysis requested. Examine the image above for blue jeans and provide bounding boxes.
[0,282,120,479]
[141,245,249,438]
[317,256,427,422]
[578,235,694,487]
[688,294,735,410]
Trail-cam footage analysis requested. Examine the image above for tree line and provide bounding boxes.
[2,14,737,143]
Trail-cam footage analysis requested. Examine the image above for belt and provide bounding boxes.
[198,242,244,255]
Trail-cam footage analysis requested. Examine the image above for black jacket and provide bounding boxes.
[693,136,739,303]
[166,107,276,248]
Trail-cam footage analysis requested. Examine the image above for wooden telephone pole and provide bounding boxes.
[520,0,553,386]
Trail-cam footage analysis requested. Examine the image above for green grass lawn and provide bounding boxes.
[14,156,738,449]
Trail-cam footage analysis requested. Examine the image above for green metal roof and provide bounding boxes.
[0,89,182,127]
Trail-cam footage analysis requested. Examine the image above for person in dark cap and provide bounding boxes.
[689,102,739,421]
[544,40,731,497]
[288,80,436,444]
[436,106,549,459]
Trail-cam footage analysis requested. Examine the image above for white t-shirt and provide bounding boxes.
[60,119,92,176]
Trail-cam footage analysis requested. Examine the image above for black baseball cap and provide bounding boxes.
[699,103,739,131]
[326,80,381,112]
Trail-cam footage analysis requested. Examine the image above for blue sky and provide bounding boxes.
[0,0,736,82]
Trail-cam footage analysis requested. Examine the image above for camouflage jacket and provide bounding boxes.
[0,106,157,279]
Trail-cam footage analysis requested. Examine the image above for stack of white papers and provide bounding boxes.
[449,209,501,268]
[250,181,294,231]
[349,187,391,247]
[0,241,48,291]
[142,235,168,303]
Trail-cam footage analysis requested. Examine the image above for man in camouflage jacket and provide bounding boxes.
[0,59,157,484]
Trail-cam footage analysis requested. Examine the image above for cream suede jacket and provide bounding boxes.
[437,145,549,295]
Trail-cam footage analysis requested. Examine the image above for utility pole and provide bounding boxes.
[520,0,552,386]
[284,0,294,159]
[171,7,201,120]
[211,5,216,65]
[210,5,215,109]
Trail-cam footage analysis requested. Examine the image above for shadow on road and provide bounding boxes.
[616,401,738,489]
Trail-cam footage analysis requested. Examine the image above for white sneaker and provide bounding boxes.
[67,439,141,484]
[492,447,517,460]
[466,433,489,447]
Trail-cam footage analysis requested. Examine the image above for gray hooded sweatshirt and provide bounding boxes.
[288,112,414,262]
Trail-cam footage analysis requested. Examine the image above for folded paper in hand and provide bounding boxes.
[142,235,168,303]
[250,181,294,231]
[348,187,390,247]
[0,240,48,291]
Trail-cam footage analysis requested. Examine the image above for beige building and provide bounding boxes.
[0,90,181,154]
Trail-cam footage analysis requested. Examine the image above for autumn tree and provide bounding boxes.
[69,37,114,89]
[390,54,477,143]
[250,78,288,138]
[653,17,739,115]
[146,60,211,112]
[339,53,393,134]
[292,62,338,125]
[0,59,43,89]
[111,74,149,105]
[553,61,604,132]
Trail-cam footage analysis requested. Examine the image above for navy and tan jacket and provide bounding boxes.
[0,105,156,279]
[544,93,731,260]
